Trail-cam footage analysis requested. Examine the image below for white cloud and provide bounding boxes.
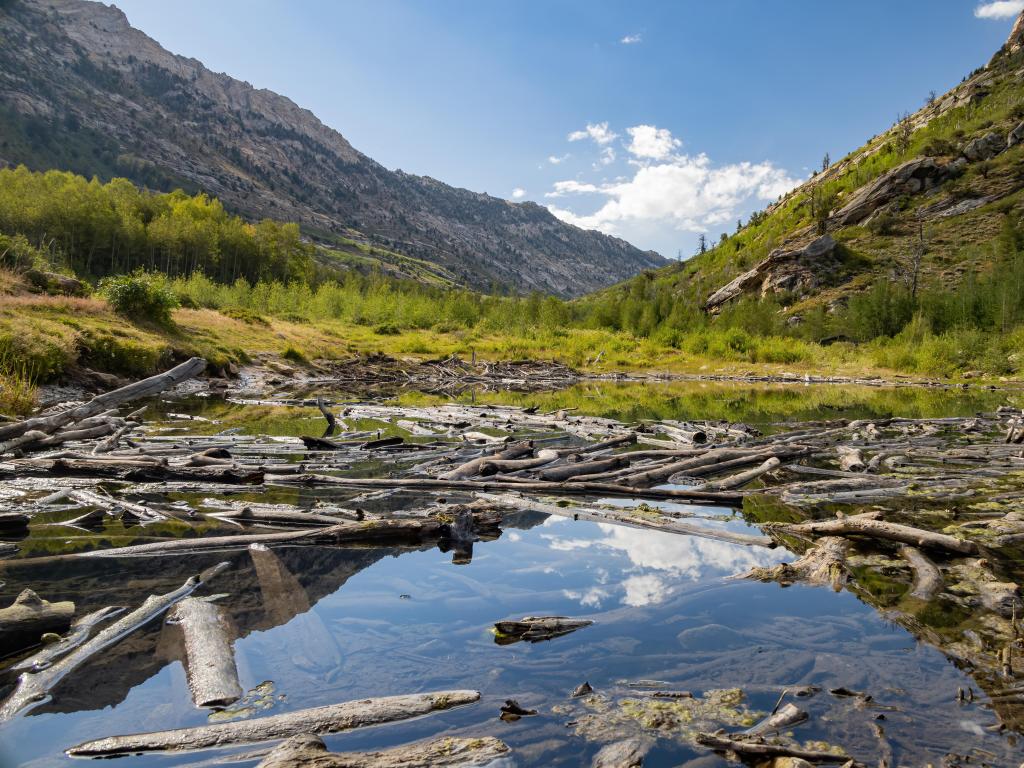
[626,124,682,160]
[598,147,616,166]
[547,153,570,165]
[621,574,668,607]
[511,187,526,199]
[568,121,618,145]
[547,151,800,236]
[975,0,1024,19]
[620,33,642,44]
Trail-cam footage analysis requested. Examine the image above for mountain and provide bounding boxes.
[0,0,663,297]
[588,13,1024,321]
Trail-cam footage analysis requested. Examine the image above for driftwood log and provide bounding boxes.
[592,737,652,768]
[743,537,849,591]
[166,597,242,708]
[899,545,943,600]
[66,690,481,756]
[11,606,124,672]
[695,732,855,764]
[0,562,228,721]
[256,733,509,768]
[493,615,592,644]
[0,589,75,654]
[775,512,979,555]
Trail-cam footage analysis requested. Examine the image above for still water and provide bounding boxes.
[0,381,1020,766]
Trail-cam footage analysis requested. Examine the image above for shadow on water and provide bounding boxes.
[0,380,1022,766]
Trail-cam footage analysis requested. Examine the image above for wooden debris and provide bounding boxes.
[11,605,124,672]
[695,732,854,764]
[256,733,510,768]
[744,537,849,591]
[775,512,979,555]
[493,615,592,644]
[66,690,481,756]
[0,589,75,653]
[899,545,943,600]
[592,737,652,768]
[166,597,242,708]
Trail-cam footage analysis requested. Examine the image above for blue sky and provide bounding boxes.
[114,0,1020,258]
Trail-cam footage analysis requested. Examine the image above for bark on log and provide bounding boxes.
[66,690,481,757]
[256,733,509,768]
[538,455,629,482]
[695,733,854,764]
[0,589,75,653]
[167,598,242,708]
[836,446,866,472]
[899,545,943,600]
[701,457,780,491]
[266,474,743,506]
[743,537,848,591]
[0,562,227,721]
[0,357,206,447]
[776,512,979,555]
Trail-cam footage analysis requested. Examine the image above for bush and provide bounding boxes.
[99,271,178,325]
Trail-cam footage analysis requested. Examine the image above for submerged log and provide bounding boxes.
[257,733,509,768]
[0,563,227,721]
[166,598,242,708]
[66,690,481,757]
[11,606,124,672]
[776,512,979,555]
[0,589,75,654]
[592,737,652,768]
[0,357,206,450]
[899,545,943,600]
[743,537,848,592]
[745,702,808,736]
[695,733,854,764]
[493,615,592,644]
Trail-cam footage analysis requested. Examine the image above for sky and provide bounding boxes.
[113,0,1021,259]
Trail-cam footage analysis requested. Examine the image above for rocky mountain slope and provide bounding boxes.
[593,12,1024,320]
[0,0,662,296]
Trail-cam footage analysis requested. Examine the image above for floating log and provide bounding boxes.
[0,357,206,450]
[167,597,242,708]
[66,690,481,757]
[899,545,943,600]
[0,562,227,721]
[439,442,534,480]
[592,737,652,768]
[480,448,559,476]
[743,537,849,591]
[256,733,510,768]
[701,456,781,491]
[695,732,854,764]
[11,605,124,672]
[493,615,592,644]
[538,455,629,483]
[776,512,979,555]
[265,474,743,506]
[745,702,808,736]
[0,589,75,654]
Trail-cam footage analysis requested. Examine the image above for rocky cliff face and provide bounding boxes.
[0,0,663,296]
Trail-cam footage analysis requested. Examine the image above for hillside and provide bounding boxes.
[590,12,1024,326]
[0,0,662,296]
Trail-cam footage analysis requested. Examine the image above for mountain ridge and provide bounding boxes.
[0,0,663,296]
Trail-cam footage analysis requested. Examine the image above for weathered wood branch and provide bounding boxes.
[166,598,242,708]
[0,589,75,653]
[695,732,855,764]
[11,605,124,672]
[743,537,848,591]
[256,733,509,768]
[66,690,481,756]
[774,512,979,555]
[899,545,943,600]
[701,456,780,491]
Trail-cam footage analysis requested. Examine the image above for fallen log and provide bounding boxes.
[0,589,75,654]
[0,357,206,449]
[899,545,943,600]
[265,474,743,506]
[493,615,592,644]
[480,448,559,476]
[538,455,629,483]
[66,690,481,757]
[836,446,866,472]
[745,702,808,736]
[592,737,652,768]
[0,562,227,720]
[774,512,979,555]
[701,456,781,491]
[167,597,242,708]
[0,511,29,531]
[256,733,509,768]
[618,448,761,487]
[695,732,854,764]
[11,605,124,672]
[438,442,534,480]
[743,537,848,591]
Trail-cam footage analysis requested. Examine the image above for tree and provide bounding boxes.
[821,152,830,172]
[893,112,913,155]
[696,234,707,255]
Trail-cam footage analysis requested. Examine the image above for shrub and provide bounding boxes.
[99,271,178,325]
[281,346,308,364]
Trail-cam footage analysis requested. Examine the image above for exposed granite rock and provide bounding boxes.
[961,131,1007,162]
[1007,10,1024,54]
[833,158,945,226]
[1008,120,1024,148]
[704,236,840,311]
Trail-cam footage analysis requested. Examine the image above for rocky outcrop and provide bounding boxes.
[832,159,946,226]
[962,131,1007,162]
[704,236,841,311]
[1007,10,1024,54]
[1008,121,1024,149]
[0,0,663,296]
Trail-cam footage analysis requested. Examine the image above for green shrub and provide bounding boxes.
[99,271,178,325]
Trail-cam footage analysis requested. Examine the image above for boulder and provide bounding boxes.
[704,235,840,311]
[23,269,88,296]
[1008,120,1024,149]
[961,131,1007,162]
[833,158,944,226]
